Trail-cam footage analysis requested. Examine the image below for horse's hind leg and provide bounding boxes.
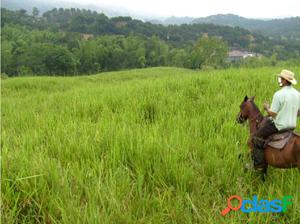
[294,137,300,172]
[296,151,300,172]
[297,148,300,172]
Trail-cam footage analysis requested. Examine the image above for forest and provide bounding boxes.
[1,8,300,76]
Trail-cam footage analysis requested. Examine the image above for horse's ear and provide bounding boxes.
[250,96,255,101]
[244,96,248,102]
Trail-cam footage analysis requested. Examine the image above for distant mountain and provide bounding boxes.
[147,16,194,25]
[162,16,194,25]
[2,0,299,39]
[1,0,54,14]
[192,14,300,38]
[147,14,300,39]
[1,0,135,18]
[193,14,263,27]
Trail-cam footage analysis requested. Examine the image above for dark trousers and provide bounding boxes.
[251,118,278,168]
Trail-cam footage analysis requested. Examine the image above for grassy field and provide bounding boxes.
[1,67,300,223]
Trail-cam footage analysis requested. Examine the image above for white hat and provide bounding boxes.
[278,69,297,85]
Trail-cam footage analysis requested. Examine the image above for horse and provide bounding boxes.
[236,96,300,179]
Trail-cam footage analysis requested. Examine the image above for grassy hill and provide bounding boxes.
[2,67,300,223]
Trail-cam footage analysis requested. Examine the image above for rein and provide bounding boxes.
[248,102,264,131]
[250,113,263,125]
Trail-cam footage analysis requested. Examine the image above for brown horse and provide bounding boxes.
[236,96,300,177]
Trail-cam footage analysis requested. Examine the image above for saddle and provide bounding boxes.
[266,130,300,150]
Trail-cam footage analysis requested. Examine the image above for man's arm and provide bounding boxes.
[298,110,300,117]
[263,102,277,118]
[265,92,280,118]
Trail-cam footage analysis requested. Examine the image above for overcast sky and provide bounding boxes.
[62,0,300,18]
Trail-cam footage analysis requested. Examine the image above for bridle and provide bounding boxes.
[250,113,263,123]
[250,113,264,129]
[237,101,264,128]
[237,113,247,123]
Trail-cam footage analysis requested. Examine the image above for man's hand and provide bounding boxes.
[263,102,270,111]
[264,102,277,118]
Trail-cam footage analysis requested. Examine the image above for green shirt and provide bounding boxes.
[270,86,300,130]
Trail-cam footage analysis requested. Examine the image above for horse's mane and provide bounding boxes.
[249,100,264,121]
[250,101,261,114]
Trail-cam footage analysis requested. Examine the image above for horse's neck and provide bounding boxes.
[248,104,264,134]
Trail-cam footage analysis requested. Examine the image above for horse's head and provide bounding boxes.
[236,95,255,124]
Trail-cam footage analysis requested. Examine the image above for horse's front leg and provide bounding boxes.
[242,137,255,172]
[261,164,268,182]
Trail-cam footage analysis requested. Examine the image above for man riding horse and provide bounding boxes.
[252,69,300,171]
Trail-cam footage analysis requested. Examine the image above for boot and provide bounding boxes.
[253,147,266,170]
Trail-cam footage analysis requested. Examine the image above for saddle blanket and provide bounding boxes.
[267,131,300,150]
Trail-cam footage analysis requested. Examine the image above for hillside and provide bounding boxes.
[2,0,300,39]
[1,0,54,14]
[0,8,258,49]
[192,14,300,39]
[2,67,300,223]
[148,14,300,40]
[1,0,133,17]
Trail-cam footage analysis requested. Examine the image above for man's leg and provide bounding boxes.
[251,118,278,169]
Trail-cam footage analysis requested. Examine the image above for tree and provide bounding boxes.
[43,45,77,75]
[1,40,13,76]
[75,40,102,74]
[32,7,39,18]
[123,35,146,68]
[22,44,77,75]
[190,36,228,69]
[145,36,169,67]
[169,49,188,67]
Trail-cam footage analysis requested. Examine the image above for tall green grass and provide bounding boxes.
[2,67,300,223]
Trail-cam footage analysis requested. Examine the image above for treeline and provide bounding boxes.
[2,24,229,76]
[1,8,300,76]
[1,8,258,49]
